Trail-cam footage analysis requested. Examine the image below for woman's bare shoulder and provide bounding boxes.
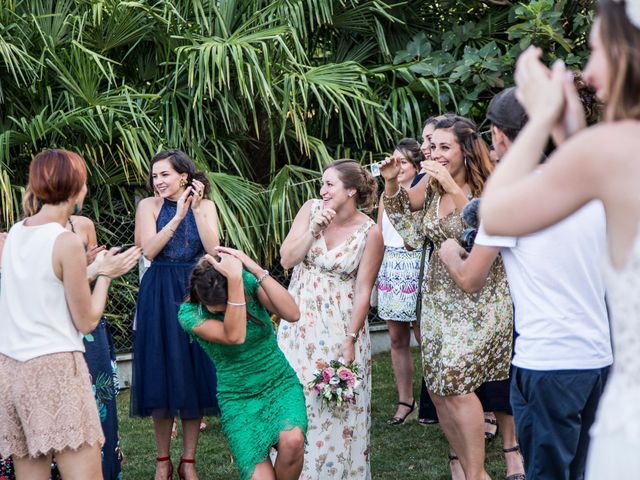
[137,196,163,212]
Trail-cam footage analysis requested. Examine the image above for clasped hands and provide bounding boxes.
[514,46,586,140]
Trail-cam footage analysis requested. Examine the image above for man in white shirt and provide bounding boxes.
[440,87,612,480]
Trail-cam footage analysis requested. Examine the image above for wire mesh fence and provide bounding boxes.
[96,203,385,354]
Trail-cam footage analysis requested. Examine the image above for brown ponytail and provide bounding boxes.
[325,159,378,212]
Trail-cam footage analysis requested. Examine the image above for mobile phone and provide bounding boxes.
[370,163,381,177]
[118,243,137,250]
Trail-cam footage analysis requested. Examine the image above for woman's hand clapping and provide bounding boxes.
[514,47,567,125]
[86,244,106,266]
[90,246,142,280]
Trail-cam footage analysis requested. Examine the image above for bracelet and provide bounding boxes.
[227,301,246,307]
[96,274,113,281]
[346,332,358,343]
[256,270,270,284]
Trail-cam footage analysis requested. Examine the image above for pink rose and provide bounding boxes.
[337,367,353,381]
[322,367,334,383]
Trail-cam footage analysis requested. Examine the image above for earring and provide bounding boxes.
[72,203,80,215]
[179,178,188,188]
[464,157,468,169]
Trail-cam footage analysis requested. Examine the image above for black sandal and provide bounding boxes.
[484,416,499,442]
[503,445,526,480]
[386,400,416,425]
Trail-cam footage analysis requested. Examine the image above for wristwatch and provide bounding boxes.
[346,332,358,343]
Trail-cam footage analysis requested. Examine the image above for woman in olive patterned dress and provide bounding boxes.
[380,116,513,480]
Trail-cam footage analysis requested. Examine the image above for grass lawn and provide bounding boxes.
[118,348,507,479]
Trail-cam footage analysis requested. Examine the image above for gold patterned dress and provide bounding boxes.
[384,188,512,396]
[277,199,374,480]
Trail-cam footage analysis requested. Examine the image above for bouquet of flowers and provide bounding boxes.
[307,359,361,407]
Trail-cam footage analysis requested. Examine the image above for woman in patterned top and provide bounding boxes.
[380,116,514,480]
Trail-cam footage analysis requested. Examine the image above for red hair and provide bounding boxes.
[28,149,87,205]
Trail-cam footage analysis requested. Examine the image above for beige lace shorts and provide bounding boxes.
[0,351,104,458]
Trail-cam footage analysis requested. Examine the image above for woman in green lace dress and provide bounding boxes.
[178,248,307,480]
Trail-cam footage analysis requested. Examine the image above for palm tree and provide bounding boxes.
[0,0,426,256]
[0,0,592,351]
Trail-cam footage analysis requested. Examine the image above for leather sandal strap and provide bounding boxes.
[398,400,415,409]
[503,445,521,454]
[448,453,459,462]
[505,474,526,480]
[179,457,196,465]
[484,417,498,426]
[156,456,171,462]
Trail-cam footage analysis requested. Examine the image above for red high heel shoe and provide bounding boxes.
[178,457,196,480]
[156,456,174,479]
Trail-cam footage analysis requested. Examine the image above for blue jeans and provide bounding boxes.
[510,366,609,480]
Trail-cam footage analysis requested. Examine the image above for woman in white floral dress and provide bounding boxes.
[278,159,383,480]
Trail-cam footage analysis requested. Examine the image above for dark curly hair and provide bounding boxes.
[148,149,211,196]
[187,259,264,326]
[572,70,603,126]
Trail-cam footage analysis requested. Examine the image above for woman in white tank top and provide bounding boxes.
[0,149,140,479]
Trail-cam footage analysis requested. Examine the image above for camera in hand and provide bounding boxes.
[460,199,480,253]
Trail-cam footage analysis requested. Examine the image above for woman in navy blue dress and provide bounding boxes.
[131,149,220,480]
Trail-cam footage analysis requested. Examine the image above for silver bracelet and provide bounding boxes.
[227,301,246,307]
[256,270,270,284]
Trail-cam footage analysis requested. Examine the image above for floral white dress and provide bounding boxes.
[277,199,374,480]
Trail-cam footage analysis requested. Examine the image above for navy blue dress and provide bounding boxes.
[131,199,219,419]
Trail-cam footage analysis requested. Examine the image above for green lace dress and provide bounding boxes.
[178,270,307,480]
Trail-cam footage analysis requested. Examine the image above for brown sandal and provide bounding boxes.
[503,445,526,480]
